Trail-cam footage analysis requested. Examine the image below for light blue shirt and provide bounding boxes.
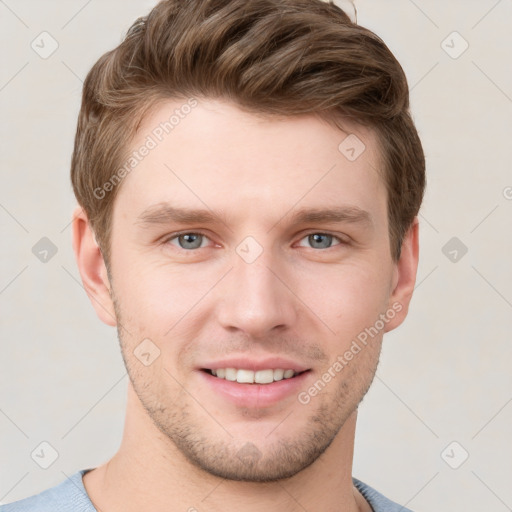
[0,469,414,511]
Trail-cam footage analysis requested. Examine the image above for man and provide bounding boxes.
[2,0,425,510]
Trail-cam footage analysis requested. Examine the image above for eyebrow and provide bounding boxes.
[135,203,373,230]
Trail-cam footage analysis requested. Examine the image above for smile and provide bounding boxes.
[203,368,307,384]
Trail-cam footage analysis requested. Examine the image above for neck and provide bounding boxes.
[83,383,369,512]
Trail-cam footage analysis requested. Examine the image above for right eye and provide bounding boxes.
[164,232,213,250]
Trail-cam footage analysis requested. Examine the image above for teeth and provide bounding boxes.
[237,369,255,384]
[254,369,274,384]
[273,369,284,381]
[225,368,237,381]
[209,368,299,384]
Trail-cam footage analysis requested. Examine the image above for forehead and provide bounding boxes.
[113,98,386,228]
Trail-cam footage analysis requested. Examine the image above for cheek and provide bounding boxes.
[114,260,205,323]
[112,262,217,375]
[297,261,393,331]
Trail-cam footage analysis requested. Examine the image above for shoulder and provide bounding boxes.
[353,477,415,512]
[0,470,96,512]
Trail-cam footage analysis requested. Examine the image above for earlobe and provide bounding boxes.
[384,217,420,333]
[71,205,117,327]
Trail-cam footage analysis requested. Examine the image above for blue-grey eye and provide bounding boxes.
[299,233,341,249]
[171,233,207,250]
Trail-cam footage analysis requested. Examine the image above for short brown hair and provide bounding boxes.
[71,0,425,267]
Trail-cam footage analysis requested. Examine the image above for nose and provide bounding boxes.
[215,245,298,339]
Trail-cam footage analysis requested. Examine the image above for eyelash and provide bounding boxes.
[162,231,347,251]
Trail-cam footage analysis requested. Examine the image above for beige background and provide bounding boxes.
[1,0,511,510]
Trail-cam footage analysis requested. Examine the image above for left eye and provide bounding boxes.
[297,233,342,250]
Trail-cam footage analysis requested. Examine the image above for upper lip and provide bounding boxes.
[199,357,310,373]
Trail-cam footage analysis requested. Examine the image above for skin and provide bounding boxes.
[72,98,419,512]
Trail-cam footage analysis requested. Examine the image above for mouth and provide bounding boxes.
[198,367,312,408]
[200,368,310,384]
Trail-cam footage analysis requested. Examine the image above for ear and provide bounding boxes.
[71,205,117,327]
[384,217,420,332]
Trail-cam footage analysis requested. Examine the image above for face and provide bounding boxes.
[93,98,411,482]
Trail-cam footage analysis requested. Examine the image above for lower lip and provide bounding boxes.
[198,370,311,408]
